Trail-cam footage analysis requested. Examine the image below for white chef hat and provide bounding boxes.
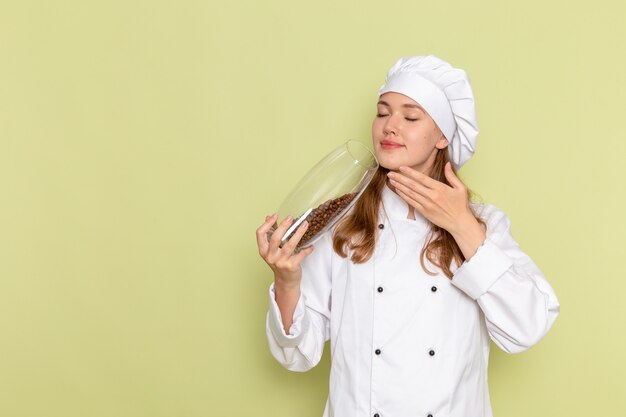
[377,55,478,169]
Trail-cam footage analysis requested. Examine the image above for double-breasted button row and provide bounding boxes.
[374,348,433,356]
[376,285,435,293]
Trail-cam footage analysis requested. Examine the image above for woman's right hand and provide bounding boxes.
[256,213,315,287]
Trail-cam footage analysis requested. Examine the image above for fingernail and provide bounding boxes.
[286,215,293,221]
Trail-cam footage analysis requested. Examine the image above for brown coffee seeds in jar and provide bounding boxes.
[266,191,357,254]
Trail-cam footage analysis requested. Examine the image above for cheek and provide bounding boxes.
[406,133,435,152]
[410,127,433,143]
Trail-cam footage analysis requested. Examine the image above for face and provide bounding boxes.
[372,92,449,175]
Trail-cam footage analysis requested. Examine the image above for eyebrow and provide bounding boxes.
[377,100,425,112]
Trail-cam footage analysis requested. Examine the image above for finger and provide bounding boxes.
[256,213,278,256]
[389,176,430,202]
[280,219,310,255]
[292,244,315,264]
[398,166,439,189]
[396,187,426,212]
[268,214,296,251]
[444,161,464,189]
[256,213,276,233]
[389,173,433,197]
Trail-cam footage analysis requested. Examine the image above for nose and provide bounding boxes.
[383,114,400,136]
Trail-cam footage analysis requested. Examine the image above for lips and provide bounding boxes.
[381,140,403,148]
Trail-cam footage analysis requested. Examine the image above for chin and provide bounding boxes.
[378,162,402,172]
[376,155,406,171]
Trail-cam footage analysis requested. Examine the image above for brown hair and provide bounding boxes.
[332,148,486,279]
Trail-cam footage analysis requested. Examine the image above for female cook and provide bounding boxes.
[255,55,560,417]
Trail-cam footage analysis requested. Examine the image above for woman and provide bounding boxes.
[255,55,560,417]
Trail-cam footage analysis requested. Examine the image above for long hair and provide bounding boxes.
[332,148,486,279]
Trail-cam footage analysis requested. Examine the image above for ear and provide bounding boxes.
[435,134,449,150]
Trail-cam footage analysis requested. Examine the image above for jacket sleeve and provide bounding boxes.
[451,205,561,354]
[265,230,333,371]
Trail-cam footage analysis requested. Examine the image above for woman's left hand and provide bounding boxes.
[387,162,475,235]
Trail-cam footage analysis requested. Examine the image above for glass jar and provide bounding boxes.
[268,140,379,253]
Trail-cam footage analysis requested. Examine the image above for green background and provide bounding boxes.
[1,0,624,416]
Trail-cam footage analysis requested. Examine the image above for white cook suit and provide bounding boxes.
[266,182,560,417]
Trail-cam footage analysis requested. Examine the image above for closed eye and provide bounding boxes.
[377,113,418,122]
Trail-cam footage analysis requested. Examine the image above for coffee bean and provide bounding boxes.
[266,192,357,253]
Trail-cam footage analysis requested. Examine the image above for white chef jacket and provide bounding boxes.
[265,182,560,417]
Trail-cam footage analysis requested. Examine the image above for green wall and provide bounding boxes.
[1,0,624,416]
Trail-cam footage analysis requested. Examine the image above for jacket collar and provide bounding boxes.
[381,181,430,229]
